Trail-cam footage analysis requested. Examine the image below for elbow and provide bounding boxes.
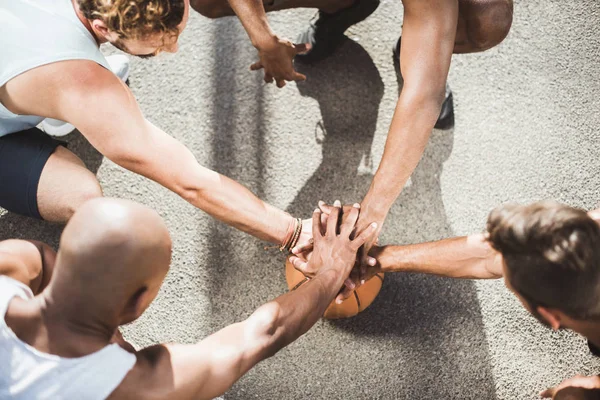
[399,84,448,120]
[245,302,284,359]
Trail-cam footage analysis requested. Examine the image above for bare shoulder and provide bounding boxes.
[108,345,177,400]
[0,59,122,118]
[0,240,45,287]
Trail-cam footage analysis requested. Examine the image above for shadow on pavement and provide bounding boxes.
[203,30,496,398]
[0,130,103,247]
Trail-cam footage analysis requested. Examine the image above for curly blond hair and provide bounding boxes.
[78,0,185,40]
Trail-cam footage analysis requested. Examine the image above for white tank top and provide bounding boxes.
[0,0,111,136]
[0,276,136,400]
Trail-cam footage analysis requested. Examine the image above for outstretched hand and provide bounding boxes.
[251,36,310,88]
[288,202,378,288]
[541,375,600,399]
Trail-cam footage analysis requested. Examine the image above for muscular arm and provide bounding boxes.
[226,0,274,50]
[372,208,600,280]
[4,61,293,244]
[374,234,503,279]
[0,240,57,294]
[112,205,373,400]
[360,0,458,223]
[112,265,345,400]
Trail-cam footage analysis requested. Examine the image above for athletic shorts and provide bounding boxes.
[0,128,64,219]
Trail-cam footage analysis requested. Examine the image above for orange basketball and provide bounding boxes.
[285,256,384,319]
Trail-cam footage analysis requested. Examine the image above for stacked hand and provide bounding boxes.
[289,202,377,287]
[251,36,310,88]
[289,201,382,303]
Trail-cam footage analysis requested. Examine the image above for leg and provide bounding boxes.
[0,128,102,223]
[454,0,513,53]
[37,146,103,222]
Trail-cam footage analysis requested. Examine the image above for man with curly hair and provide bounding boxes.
[291,200,600,399]
[0,0,313,251]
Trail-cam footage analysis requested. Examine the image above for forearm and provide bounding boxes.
[227,0,275,49]
[108,123,293,245]
[374,234,503,279]
[363,0,457,216]
[362,96,441,215]
[264,269,344,352]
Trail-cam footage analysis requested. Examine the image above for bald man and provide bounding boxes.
[0,198,375,399]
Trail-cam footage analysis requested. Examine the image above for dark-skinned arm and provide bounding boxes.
[357,0,459,261]
[109,205,377,400]
[373,234,503,279]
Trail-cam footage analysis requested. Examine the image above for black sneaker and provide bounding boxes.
[295,0,380,64]
[393,37,454,130]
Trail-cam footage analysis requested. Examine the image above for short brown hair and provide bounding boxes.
[78,0,185,40]
[486,201,600,319]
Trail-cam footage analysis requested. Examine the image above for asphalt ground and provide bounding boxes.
[1,0,600,398]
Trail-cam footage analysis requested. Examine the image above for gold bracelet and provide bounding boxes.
[279,217,298,252]
[287,218,302,252]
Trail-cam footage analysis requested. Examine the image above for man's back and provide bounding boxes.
[0,274,136,400]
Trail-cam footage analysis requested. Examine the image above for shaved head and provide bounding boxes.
[45,198,172,327]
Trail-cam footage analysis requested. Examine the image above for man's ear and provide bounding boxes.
[90,19,113,41]
[537,306,562,330]
[121,287,148,324]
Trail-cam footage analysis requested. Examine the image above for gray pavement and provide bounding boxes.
[2,0,600,398]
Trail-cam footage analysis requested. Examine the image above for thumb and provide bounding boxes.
[539,388,554,398]
[294,43,311,55]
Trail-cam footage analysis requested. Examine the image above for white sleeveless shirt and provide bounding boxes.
[0,0,111,136]
[0,276,136,400]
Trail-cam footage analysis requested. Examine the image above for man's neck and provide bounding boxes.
[5,293,117,359]
[70,0,107,45]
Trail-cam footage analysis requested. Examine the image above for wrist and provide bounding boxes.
[369,245,393,272]
[251,29,277,51]
[314,267,346,293]
[361,194,390,222]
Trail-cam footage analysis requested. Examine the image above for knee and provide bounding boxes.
[65,179,103,219]
[190,0,230,19]
[468,0,513,52]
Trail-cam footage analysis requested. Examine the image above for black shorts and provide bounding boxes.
[0,127,64,219]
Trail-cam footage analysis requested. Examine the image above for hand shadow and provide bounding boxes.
[280,38,496,399]
[0,130,104,247]
[287,37,383,218]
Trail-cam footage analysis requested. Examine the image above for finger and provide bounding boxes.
[250,62,263,71]
[352,222,378,249]
[293,43,310,54]
[327,200,341,236]
[276,79,286,88]
[340,203,360,237]
[291,241,313,255]
[318,201,334,215]
[360,256,377,284]
[336,276,361,304]
[292,72,307,82]
[264,73,274,84]
[289,256,309,274]
[320,212,328,233]
[312,208,323,238]
[539,388,553,398]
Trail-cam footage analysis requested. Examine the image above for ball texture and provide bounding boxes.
[285,256,384,319]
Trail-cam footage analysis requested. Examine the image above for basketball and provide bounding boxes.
[285,256,384,319]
